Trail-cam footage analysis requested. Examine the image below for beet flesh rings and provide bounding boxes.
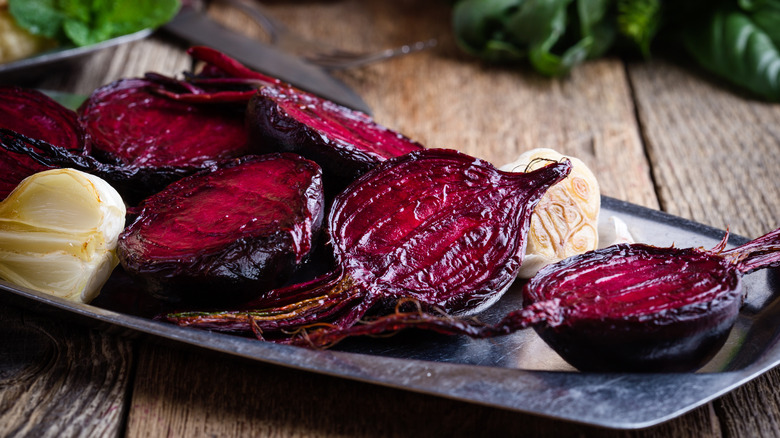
[247,85,424,192]
[80,78,250,169]
[330,149,570,315]
[165,149,572,335]
[0,87,83,198]
[119,154,324,305]
[524,243,744,372]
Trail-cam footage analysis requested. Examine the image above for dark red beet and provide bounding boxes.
[0,87,82,149]
[118,153,325,305]
[141,47,424,193]
[164,149,571,337]
[246,85,424,191]
[79,78,250,169]
[0,87,84,198]
[0,128,193,205]
[297,227,780,372]
[521,243,744,372]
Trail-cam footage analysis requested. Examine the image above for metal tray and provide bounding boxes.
[0,29,152,83]
[1,196,778,429]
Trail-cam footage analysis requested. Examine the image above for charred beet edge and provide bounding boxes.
[523,243,744,372]
[79,77,250,169]
[0,87,84,198]
[0,128,193,205]
[163,149,571,339]
[296,228,780,372]
[0,87,82,149]
[246,85,424,193]
[118,153,325,306]
[148,47,424,194]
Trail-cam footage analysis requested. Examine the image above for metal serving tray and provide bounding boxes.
[1,197,778,429]
[0,29,152,83]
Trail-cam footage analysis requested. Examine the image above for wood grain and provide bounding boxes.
[628,58,780,238]
[5,0,779,436]
[0,305,132,437]
[127,342,722,438]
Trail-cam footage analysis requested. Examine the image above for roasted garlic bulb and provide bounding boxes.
[0,169,126,303]
[501,148,600,278]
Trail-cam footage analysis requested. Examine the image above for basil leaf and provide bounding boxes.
[8,0,180,47]
[683,9,780,101]
[7,0,64,39]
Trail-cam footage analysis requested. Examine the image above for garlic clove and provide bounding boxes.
[501,148,601,278]
[0,168,126,303]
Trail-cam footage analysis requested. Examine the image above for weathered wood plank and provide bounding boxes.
[628,57,780,438]
[0,305,133,437]
[627,58,780,238]
[127,342,721,438]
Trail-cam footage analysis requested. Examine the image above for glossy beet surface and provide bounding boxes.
[79,78,250,169]
[164,149,571,337]
[298,227,780,371]
[0,87,82,149]
[119,154,325,305]
[0,87,84,198]
[247,84,424,191]
[523,243,744,372]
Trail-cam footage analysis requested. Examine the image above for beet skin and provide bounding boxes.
[118,153,325,305]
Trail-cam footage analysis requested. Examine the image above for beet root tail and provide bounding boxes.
[293,298,562,349]
[721,227,780,274]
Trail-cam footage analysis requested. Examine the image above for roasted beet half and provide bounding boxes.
[163,149,571,338]
[0,87,84,198]
[246,85,424,192]
[124,47,423,194]
[0,128,193,205]
[522,243,745,372]
[118,153,325,305]
[298,227,780,372]
[79,77,250,169]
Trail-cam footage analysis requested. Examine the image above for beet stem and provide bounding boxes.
[721,227,780,273]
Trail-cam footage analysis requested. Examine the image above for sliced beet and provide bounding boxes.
[521,243,745,372]
[294,227,780,372]
[0,87,82,149]
[0,128,193,205]
[118,153,325,305]
[164,149,571,337]
[141,47,425,192]
[246,85,424,192]
[79,78,250,169]
[0,87,84,198]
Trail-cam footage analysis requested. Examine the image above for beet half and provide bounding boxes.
[154,47,425,193]
[297,227,780,372]
[164,149,572,338]
[118,153,325,305]
[79,78,250,169]
[0,87,84,198]
[246,85,424,192]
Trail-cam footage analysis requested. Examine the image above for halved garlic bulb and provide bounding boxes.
[0,168,126,303]
[501,148,600,278]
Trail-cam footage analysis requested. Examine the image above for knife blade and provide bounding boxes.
[162,6,372,114]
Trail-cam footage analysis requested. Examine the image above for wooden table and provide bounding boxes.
[3,1,780,436]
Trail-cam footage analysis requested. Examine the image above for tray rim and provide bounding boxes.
[0,28,153,78]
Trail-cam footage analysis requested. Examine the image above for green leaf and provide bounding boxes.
[682,9,780,101]
[8,0,179,47]
[7,0,64,39]
[617,0,662,57]
[738,0,780,45]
